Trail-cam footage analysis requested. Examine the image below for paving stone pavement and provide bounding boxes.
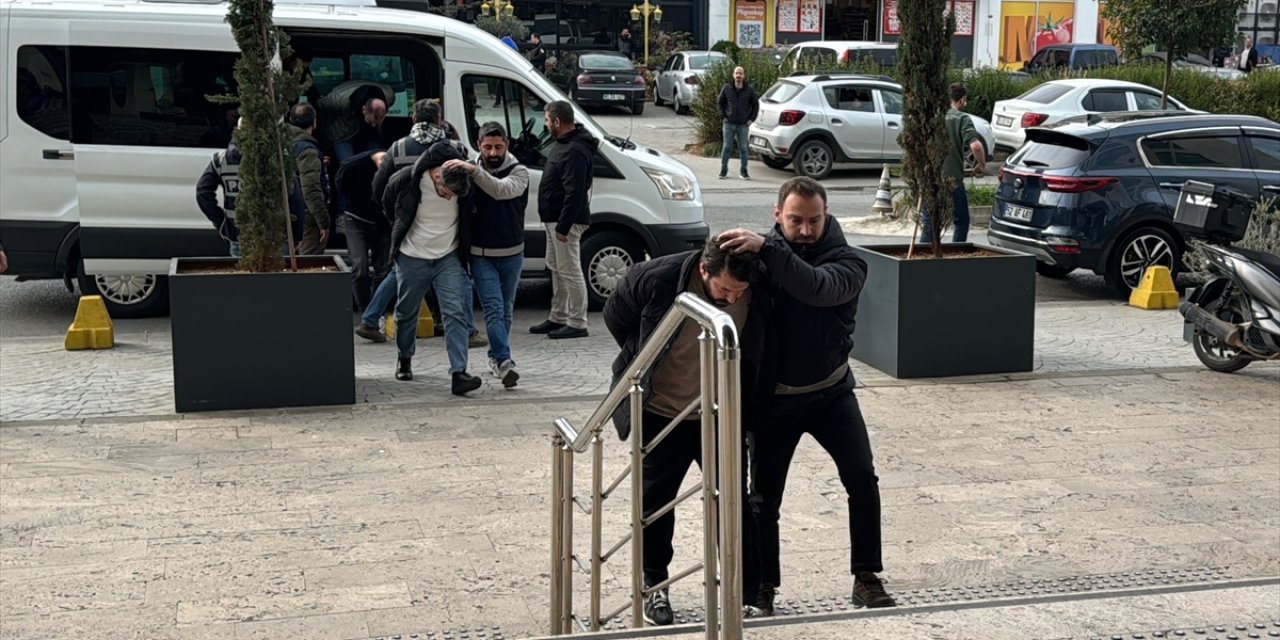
[1,366,1277,639]
[0,302,1251,423]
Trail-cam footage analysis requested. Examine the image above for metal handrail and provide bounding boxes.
[549,292,744,640]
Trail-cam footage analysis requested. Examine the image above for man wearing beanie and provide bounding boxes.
[383,139,482,394]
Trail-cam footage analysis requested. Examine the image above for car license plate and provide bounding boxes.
[603,94,626,101]
[750,136,766,145]
[997,115,1013,127]
[1005,204,1033,222]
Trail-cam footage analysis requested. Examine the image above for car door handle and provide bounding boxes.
[832,118,844,125]
[42,149,75,160]
[1158,182,1184,189]
[887,122,900,129]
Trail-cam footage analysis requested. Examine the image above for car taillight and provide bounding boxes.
[684,75,700,85]
[778,110,806,126]
[1043,175,1118,193]
[576,75,592,86]
[633,75,646,86]
[1022,112,1048,127]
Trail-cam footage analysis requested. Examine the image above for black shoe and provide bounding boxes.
[395,358,413,381]
[740,171,751,181]
[529,319,566,334]
[355,324,387,343]
[548,326,589,340]
[451,371,482,396]
[756,584,777,616]
[852,572,896,608]
[642,587,674,626]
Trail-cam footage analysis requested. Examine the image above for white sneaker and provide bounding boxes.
[496,359,519,388]
[488,358,502,378]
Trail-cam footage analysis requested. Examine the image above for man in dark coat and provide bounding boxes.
[716,66,760,181]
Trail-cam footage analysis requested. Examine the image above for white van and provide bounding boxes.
[0,0,707,317]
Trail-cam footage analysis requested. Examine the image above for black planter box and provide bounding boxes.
[851,243,1036,379]
[169,256,355,413]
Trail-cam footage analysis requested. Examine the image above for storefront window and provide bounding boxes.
[999,1,1076,70]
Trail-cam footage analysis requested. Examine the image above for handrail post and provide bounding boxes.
[590,431,604,631]
[698,330,720,640]
[716,342,743,639]
[561,442,574,633]
[550,435,565,635]
[628,380,646,628]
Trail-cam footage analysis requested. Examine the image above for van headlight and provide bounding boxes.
[643,168,695,201]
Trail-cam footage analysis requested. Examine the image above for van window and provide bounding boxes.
[69,47,238,148]
[462,75,552,169]
[350,54,417,117]
[309,57,347,98]
[16,45,71,141]
[1142,135,1245,168]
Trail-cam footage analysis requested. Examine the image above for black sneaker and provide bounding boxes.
[718,172,727,180]
[529,319,566,334]
[451,371,482,396]
[642,587,674,626]
[740,171,751,181]
[852,572,896,608]
[395,358,413,381]
[495,359,519,388]
[756,584,777,616]
[548,326,589,340]
[355,324,387,343]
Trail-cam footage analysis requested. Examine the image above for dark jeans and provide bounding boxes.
[344,215,390,313]
[641,410,761,603]
[918,184,970,244]
[720,122,750,176]
[752,392,883,587]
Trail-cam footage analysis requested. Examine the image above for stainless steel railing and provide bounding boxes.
[549,293,743,639]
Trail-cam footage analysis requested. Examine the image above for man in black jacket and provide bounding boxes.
[603,239,770,626]
[335,149,389,313]
[716,66,759,181]
[531,100,596,340]
[381,139,483,395]
[195,132,243,256]
[720,176,895,613]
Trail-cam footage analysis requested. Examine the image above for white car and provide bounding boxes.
[654,50,730,114]
[991,79,1195,151]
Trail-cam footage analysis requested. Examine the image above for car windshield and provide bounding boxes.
[580,54,634,70]
[687,53,729,70]
[763,81,805,103]
[1018,83,1074,104]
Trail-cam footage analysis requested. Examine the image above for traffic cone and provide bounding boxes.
[872,164,894,217]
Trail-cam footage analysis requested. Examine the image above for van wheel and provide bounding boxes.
[762,155,792,170]
[632,102,645,116]
[580,230,646,311]
[1104,226,1181,296]
[793,139,834,180]
[77,261,170,319]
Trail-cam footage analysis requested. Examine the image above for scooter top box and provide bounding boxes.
[1173,180,1254,243]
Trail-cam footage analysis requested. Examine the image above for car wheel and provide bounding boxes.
[632,101,644,116]
[654,87,666,107]
[793,139,834,180]
[1104,226,1181,296]
[580,229,646,311]
[761,155,792,170]
[77,260,170,319]
[1035,262,1074,278]
[674,92,688,115]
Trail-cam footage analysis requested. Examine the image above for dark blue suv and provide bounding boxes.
[988,113,1280,294]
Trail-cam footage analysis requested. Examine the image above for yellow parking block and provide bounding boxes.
[1128,265,1179,310]
[384,301,434,339]
[64,295,115,350]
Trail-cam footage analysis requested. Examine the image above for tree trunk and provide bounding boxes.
[1161,48,1174,109]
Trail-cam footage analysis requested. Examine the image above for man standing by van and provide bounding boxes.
[717,67,759,181]
[287,103,331,255]
[530,100,595,340]
[196,120,243,256]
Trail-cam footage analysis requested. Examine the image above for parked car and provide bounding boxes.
[654,50,730,115]
[777,41,898,75]
[548,50,646,115]
[991,79,1196,152]
[1022,43,1119,73]
[749,74,993,180]
[1135,52,1247,80]
[988,113,1280,294]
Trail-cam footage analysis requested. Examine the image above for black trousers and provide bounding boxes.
[751,392,883,587]
[345,216,390,313]
[640,410,761,603]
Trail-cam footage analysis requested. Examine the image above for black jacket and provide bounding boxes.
[195,141,241,242]
[468,153,530,255]
[758,214,868,414]
[603,251,774,441]
[384,156,473,266]
[717,82,760,125]
[538,125,598,235]
[334,150,385,226]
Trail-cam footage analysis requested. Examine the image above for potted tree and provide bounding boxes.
[850,0,1035,379]
[168,0,355,412]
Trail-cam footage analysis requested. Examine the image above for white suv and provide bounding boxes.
[749,74,994,180]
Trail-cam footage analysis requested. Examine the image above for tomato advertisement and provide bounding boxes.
[999,1,1076,70]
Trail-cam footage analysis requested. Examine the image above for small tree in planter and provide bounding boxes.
[897,0,954,259]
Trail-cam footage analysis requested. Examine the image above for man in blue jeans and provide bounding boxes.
[442,122,529,388]
[918,82,987,244]
[716,66,759,181]
[382,139,483,395]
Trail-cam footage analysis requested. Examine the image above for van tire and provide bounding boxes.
[631,102,645,116]
[580,230,646,311]
[77,261,170,319]
[793,139,834,180]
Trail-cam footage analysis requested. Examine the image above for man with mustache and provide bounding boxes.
[442,122,530,388]
[603,238,771,626]
[720,176,895,614]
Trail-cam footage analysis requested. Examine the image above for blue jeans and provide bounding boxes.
[362,269,477,334]
[470,253,523,364]
[394,252,469,373]
[918,185,970,244]
[720,122,749,176]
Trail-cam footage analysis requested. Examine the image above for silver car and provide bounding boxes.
[749,74,994,180]
[654,50,730,115]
